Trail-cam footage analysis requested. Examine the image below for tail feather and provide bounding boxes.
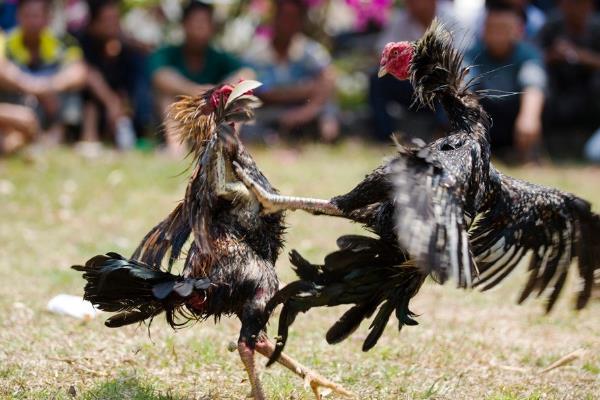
[131,203,190,271]
[265,280,319,366]
[363,300,395,351]
[105,309,162,328]
[72,253,210,328]
[471,176,600,312]
[266,300,301,367]
[265,280,315,366]
[326,301,378,345]
[575,210,600,310]
[288,250,322,282]
[267,235,423,365]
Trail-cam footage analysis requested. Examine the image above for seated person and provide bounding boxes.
[465,3,546,163]
[471,0,547,42]
[0,0,18,31]
[0,26,84,155]
[148,0,251,155]
[243,0,338,143]
[3,0,86,143]
[538,0,600,133]
[0,50,40,155]
[78,0,147,150]
[584,126,600,162]
[370,0,467,141]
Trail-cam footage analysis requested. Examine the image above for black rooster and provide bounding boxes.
[234,21,600,364]
[72,81,351,400]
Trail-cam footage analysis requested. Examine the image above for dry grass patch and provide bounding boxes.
[0,143,598,399]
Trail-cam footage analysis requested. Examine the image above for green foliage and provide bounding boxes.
[487,390,543,400]
[82,375,181,400]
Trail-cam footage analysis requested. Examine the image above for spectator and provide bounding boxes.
[3,0,86,143]
[584,126,600,162]
[149,0,251,155]
[370,0,468,141]
[532,0,558,13]
[377,0,469,50]
[0,0,18,31]
[0,55,39,155]
[472,0,546,41]
[538,0,600,134]
[243,0,338,143]
[78,0,148,150]
[0,32,77,155]
[466,2,546,163]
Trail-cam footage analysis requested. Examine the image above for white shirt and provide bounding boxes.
[376,1,474,52]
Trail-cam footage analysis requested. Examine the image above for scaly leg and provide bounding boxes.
[238,340,266,400]
[255,338,354,399]
[233,161,343,217]
[213,140,254,201]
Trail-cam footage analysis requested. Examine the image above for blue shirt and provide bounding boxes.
[243,34,331,92]
[465,41,547,94]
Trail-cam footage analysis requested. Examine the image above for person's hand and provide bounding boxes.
[106,97,126,125]
[553,38,580,64]
[19,76,55,96]
[193,84,214,94]
[37,94,61,119]
[514,113,541,155]
[279,105,318,129]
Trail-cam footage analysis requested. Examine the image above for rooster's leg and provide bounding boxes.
[214,143,253,201]
[238,340,267,400]
[233,162,343,217]
[255,338,354,399]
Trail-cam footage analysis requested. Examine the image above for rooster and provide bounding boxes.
[72,81,351,400]
[234,21,600,363]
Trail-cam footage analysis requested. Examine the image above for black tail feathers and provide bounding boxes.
[72,253,211,328]
[266,235,423,365]
[575,209,600,310]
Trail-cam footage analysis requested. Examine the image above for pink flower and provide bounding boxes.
[345,0,392,31]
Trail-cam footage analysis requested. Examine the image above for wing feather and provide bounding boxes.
[470,171,599,311]
[392,141,478,287]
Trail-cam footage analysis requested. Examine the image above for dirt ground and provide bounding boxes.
[0,143,598,399]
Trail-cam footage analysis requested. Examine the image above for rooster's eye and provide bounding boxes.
[392,50,398,56]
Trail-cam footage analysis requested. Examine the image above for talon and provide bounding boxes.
[233,161,283,214]
[304,372,344,399]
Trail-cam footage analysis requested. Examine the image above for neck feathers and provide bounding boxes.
[409,20,490,139]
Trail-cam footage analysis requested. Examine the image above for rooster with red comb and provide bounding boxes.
[72,80,352,400]
[377,41,414,80]
[234,20,600,366]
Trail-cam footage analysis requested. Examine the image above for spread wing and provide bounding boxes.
[392,138,482,287]
[470,170,600,311]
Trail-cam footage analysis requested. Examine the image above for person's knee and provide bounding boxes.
[584,128,600,162]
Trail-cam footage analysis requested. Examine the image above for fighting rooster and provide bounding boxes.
[235,21,600,363]
[72,81,351,400]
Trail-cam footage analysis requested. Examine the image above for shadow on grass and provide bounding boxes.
[81,374,213,400]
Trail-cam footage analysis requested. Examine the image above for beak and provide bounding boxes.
[378,66,388,78]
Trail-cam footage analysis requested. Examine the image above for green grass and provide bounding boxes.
[0,143,599,399]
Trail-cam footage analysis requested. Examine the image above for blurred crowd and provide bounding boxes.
[0,0,599,164]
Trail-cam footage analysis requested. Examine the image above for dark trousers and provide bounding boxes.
[369,72,446,141]
[480,95,521,151]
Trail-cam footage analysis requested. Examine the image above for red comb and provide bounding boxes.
[209,80,256,109]
[210,85,234,109]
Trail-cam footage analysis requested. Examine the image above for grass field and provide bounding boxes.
[0,143,599,400]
